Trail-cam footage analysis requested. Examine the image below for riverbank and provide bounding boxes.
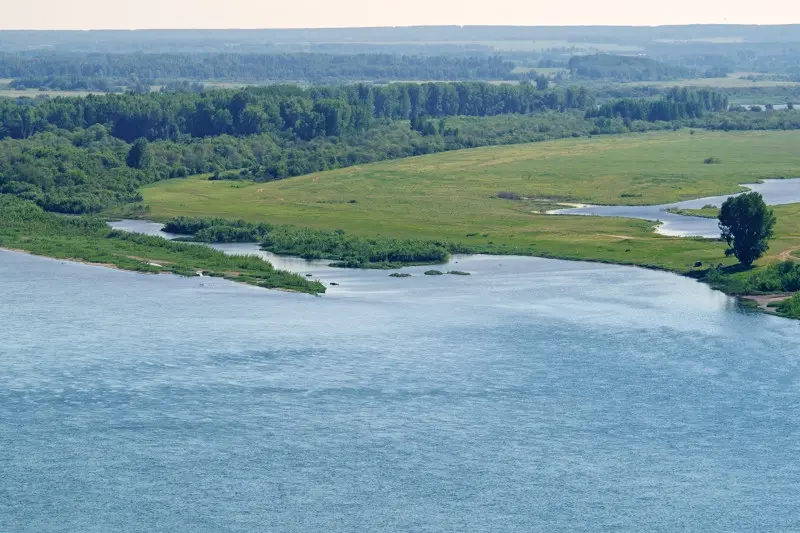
[4,204,798,319]
[109,217,799,320]
[8,130,800,310]
[0,196,326,295]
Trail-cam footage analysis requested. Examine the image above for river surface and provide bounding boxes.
[3,244,800,532]
[554,178,800,237]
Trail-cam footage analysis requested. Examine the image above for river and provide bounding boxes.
[553,177,800,237]
[2,240,800,531]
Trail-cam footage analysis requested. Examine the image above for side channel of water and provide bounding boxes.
[552,178,800,237]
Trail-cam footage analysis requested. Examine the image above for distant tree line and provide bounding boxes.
[568,54,696,82]
[0,52,519,84]
[0,82,594,142]
[7,76,150,93]
[587,88,729,121]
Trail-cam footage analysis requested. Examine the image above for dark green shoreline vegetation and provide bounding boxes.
[163,216,465,268]
[265,227,460,269]
[706,261,800,295]
[0,53,525,85]
[702,261,800,319]
[775,293,800,318]
[0,196,325,294]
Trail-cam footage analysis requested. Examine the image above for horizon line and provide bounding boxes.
[4,22,800,32]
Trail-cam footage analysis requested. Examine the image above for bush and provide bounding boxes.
[496,191,521,200]
[776,293,800,318]
[706,261,800,294]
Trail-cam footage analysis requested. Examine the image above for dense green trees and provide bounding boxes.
[162,216,463,267]
[587,88,728,122]
[260,227,457,267]
[0,82,797,217]
[126,138,152,169]
[0,83,593,142]
[0,52,519,84]
[568,54,695,81]
[718,192,776,267]
[164,217,271,242]
[0,129,147,213]
[9,76,147,93]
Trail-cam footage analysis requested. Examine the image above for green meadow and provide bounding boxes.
[141,130,800,273]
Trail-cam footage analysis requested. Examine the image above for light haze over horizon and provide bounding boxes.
[3,0,800,30]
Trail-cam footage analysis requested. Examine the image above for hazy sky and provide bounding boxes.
[3,0,799,30]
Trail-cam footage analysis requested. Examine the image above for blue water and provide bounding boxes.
[2,250,800,532]
[554,178,800,237]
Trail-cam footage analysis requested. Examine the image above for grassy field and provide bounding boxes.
[140,130,800,273]
[511,66,568,77]
[667,206,719,218]
[329,40,643,53]
[626,74,800,89]
[0,88,107,98]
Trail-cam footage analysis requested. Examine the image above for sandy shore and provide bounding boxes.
[741,293,794,313]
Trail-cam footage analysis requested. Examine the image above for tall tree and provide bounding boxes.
[126,138,153,169]
[718,192,776,267]
[535,74,549,91]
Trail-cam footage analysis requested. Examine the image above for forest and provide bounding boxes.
[0,81,799,215]
[0,53,520,84]
[0,82,594,141]
[587,87,729,121]
[568,55,696,81]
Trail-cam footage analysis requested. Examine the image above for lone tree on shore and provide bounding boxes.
[718,192,776,267]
